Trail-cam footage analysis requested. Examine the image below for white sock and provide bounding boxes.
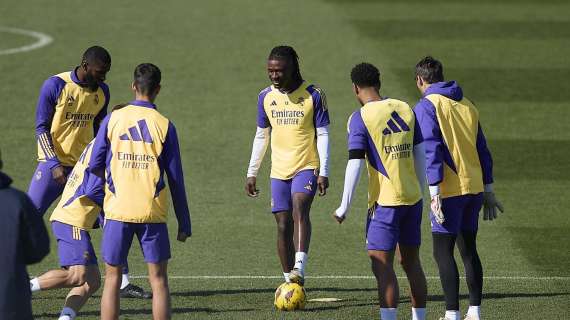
[283,272,291,283]
[30,278,41,292]
[293,252,308,274]
[380,308,397,320]
[467,305,480,319]
[59,307,76,320]
[412,307,425,320]
[445,310,460,320]
[120,273,130,289]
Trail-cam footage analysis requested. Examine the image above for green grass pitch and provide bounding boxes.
[1,0,569,319]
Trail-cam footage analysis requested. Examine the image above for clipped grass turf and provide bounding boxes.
[0,0,569,318]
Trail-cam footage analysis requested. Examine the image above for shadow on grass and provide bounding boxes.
[35,306,256,318]
[171,286,379,297]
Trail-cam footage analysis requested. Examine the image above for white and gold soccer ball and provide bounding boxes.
[274,282,306,311]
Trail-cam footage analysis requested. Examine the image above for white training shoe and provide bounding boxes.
[463,315,479,320]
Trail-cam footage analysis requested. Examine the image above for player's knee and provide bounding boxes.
[276,220,289,235]
[68,268,88,286]
[86,269,102,292]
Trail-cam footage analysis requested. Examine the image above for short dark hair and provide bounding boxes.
[134,63,161,95]
[415,56,444,83]
[268,45,302,81]
[350,63,381,89]
[82,46,111,66]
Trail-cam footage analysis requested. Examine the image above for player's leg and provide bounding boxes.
[289,169,318,284]
[457,193,484,320]
[399,245,427,319]
[369,250,398,319]
[274,211,295,280]
[147,261,171,320]
[271,177,295,281]
[398,200,427,320]
[101,264,122,320]
[100,220,134,320]
[58,265,101,320]
[431,196,466,320]
[366,204,402,320]
[27,162,71,215]
[136,222,171,320]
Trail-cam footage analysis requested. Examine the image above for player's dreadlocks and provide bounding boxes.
[268,45,302,82]
[82,46,111,65]
[415,56,444,84]
[350,62,381,89]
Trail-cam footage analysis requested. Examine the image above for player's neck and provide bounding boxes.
[359,89,383,105]
[135,94,155,104]
[282,79,303,93]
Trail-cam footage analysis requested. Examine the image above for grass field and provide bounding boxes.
[1,0,570,319]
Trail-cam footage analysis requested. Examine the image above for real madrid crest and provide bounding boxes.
[35,170,42,180]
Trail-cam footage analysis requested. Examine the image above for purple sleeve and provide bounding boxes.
[476,123,494,185]
[256,89,270,128]
[311,87,330,128]
[88,114,111,176]
[413,116,424,146]
[94,83,110,136]
[347,111,367,151]
[414,99,444,186]
[85,173,105,207]
[36,77,66,168]
[163,122,191,235]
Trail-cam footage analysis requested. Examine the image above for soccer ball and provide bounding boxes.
[274,282,306,311]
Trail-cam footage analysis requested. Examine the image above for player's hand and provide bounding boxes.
[317,176,329,196]
[245,176,259,197]
[483,192,504,221]
[51,165,67,185]
[177,231,190,242]
[431,194,445,224]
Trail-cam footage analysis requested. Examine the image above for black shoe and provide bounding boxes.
[120,283,152,299]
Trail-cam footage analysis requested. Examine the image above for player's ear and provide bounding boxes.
[416,75,423,87]
[352,83,359,95]
[131,82,136,92]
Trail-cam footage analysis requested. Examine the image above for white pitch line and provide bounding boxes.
[0,27,53,55]
[126,275,570,281]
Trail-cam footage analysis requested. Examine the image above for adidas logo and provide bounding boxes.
[270,101,277,106]
[382,111,410,135]
[66,95,76,106]
[119,119,153,143]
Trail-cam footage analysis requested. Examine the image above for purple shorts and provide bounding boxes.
[366,200,423,251]
[270,169,318,213]
[27,162,73,215]
[52,221,98,267]
[430,193,483,235]
[102,219,171,265]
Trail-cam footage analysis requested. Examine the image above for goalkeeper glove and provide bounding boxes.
[483,191,504,221]
[431,194,445,225]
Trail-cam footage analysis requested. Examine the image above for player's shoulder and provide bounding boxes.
[53,71,73,83]
[305,82,325,96]
[258,86,273,98]
[385,97,411,109]
[42,73,68,90]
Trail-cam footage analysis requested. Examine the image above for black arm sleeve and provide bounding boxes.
[349,149,366,160]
